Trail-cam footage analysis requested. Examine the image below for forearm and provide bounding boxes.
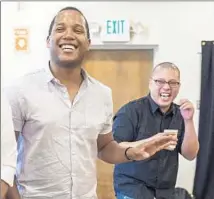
[98,138,157,163]
[98,140,131,164]
[1,180,9,199]
[181,120,199,160]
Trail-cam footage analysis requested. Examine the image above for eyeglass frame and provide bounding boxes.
[152,78,181,88]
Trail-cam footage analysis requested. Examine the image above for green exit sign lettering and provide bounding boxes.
[101,19,130,42]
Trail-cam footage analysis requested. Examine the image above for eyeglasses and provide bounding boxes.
[152,79,180,88]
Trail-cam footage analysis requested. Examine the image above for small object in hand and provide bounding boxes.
[164,129,178,151]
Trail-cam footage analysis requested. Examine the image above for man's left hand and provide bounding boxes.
[179,99,194,121]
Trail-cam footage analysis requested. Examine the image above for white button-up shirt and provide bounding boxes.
[1,92,17,187]
[5,66,113,199]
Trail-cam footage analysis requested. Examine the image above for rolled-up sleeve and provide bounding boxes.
[99,88,113,135]
[1,93,17,187]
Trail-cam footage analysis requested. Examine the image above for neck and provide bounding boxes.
[150,94,171,113]
[49,61,83,87]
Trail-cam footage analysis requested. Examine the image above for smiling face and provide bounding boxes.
[149,65,181,112]
[46,9,90,68]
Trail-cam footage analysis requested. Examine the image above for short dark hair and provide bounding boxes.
[152,62,180,79]
[47,7,90,40]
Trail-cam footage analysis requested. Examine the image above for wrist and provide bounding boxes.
[124,147,135,161]
[184,118,194,124]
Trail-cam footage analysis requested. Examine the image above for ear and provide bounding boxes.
[148,78,153,90]
[46,36,50,48]
[86,38,91,51]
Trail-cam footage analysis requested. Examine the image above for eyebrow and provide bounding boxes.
[55,22,84,28]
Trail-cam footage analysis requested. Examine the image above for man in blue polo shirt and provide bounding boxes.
[113,62,199,199]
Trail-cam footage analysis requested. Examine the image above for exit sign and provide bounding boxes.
[101,19,130,42]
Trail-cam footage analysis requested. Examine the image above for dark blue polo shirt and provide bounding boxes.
[112,94,185,199]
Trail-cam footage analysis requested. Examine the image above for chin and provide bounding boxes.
[158,100,172,107]
[57,58,80,68]
[60,56,76,62]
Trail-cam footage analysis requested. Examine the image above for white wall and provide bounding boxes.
[2,1,214,193]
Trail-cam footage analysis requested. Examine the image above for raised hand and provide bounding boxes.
[126,133,178,161]
[179,99,194,121]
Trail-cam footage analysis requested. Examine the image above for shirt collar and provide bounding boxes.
[147,93,176,115]
[44,61,89,86]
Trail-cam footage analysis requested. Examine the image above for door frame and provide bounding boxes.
[89,44,158,70]
[90,44,158,50]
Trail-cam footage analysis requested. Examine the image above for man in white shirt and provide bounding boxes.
[5,7,177,199]
[1,93,18,199]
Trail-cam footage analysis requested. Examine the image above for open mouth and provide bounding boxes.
[160,93,171,100]
[59,44,77,52]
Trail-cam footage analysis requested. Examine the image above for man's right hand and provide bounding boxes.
[126,133,178,161]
